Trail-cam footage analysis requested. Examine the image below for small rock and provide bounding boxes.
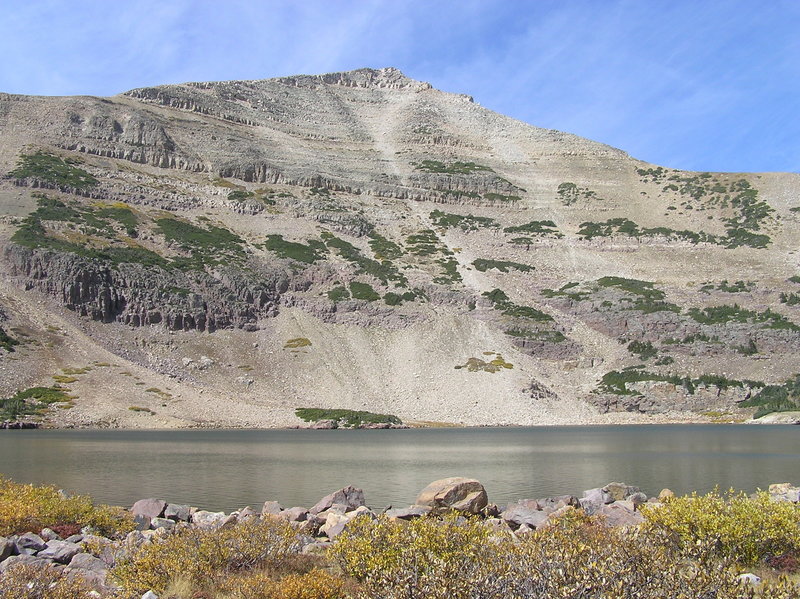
[0,536,13,562]
[133,515,151,531]
[131,498,167,520]
[769,483,800,503]
[737,573,761,585]
[0,554,53,573]
[150,518,175,530]
[198,356,214,370]
[311,419,338,429]
[598,502,645,527]
[501,500,549,529]
[238,506,257,521]
[628,492,648,508]
[580,487,613,515]
[192,511,227,529]
[415,477,488,515]
[65,534,84,544]
[142,591,160,599]
[385,505,433,520]
[39,528,61,541]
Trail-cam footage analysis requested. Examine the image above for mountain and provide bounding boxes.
[1,67,799,428]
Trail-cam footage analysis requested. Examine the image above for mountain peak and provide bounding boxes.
[274,67,433,91]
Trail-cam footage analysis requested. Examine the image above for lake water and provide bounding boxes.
[0,425,797,512]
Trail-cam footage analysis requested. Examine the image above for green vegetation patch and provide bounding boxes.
[505,328,566,343]
[0,386,72,421]
[0,327,19,352]
[430,209,498,232]
[414,160,494,175]
[284,337,311,349]
[482,288,553,321]
[780,292,800,306]
[557,182,602,205]
[349,281,380,302]
[627,340,658,360]
[327,285,350,302]
[503,220,563,237]
[454,354,513,373]
[9,151,97,190]
[688,304,800,331]
[596,277,681,314]
[597,368,763,397]
[739,374,800,418]
[264,234,327,264]
[578,218,716,245]
[367,231,404,260]
[227,190,255,202]
[472,258,533,273]
[383,289,425,306]
[295,407,401,427]
[156,217,245,267]
[699,280,754,294]
[324,234,406,285]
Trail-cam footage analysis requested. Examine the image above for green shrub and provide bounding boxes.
[9,151,97,190]
[627,340,658,360]
[349,282,380,302]
[414,160,493,174]
[294,408,400,427]
[0,386,72,420]
[228,190,255,201]
[0,326,19,352]
[327,285,350,302]
[0,476,134,537]
[429,209,498,231]
[472,258,533,273]
[503,219,562,237]
[264,234,326,264]
[641,490,800,565]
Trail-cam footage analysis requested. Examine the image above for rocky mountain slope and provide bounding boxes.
[1,67,799,428]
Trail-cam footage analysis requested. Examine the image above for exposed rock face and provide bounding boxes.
[0,67,799,428]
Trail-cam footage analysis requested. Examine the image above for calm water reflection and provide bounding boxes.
[0,425,797,512]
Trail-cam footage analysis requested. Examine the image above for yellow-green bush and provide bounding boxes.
[330,511,800,599]
[0,563,96,599]
[111,518,303,596]
[0,476,134,537]
[218,568,349,599]
[641,490,800,565]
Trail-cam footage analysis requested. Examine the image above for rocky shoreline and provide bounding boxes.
[2,476,799,597]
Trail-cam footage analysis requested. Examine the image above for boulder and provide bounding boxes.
[579,487,613,515]
[151,517,175,530]
[142,591,160,599]
[769,483,800,503]
[0,554,53,573]
[262,501,284,515]
[133,515,151,531]
[501,500,549,529]
[415,477,488,514]
[658,488,675,502]
[310,486,366,514]
[15,532,47,553]
[131,498,167,520]
[0,536,13,562]
[38,540,81,564]
[69,552,108,574]
[39,528,61,541]
[603,482,640,502]
[628,492,648,508]
[537,495,580,513]
[192,511,227,529]
[65,534,84,544]
[598,502,645,527]
[385,505,433,520]
[281,507,309,522]
[164,503,191,522]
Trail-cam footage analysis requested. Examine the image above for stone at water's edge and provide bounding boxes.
[769,483,800,503]
[415,477,488,514]
[131,498,167,520]
[309,485,366,514]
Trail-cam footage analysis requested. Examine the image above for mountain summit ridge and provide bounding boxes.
[0,69,798,429]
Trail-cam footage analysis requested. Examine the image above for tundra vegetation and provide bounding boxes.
[1,477,800,598]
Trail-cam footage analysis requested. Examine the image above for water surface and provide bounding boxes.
[0,425,797,512]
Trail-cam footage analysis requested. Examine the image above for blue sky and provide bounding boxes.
[1,0,798,173]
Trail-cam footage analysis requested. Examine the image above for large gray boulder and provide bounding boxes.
[38,540,81,564]
[262,501,284,516]
[0,554,53,573]
[385,505,433,520]
[415,477,488,514]
[192,510,227,529]
[69,552,109,574]
[603,482,640,502]
[309,486,366,514]
[579,487,613,515]
[131,498,167,519]
[769,483,800,503]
